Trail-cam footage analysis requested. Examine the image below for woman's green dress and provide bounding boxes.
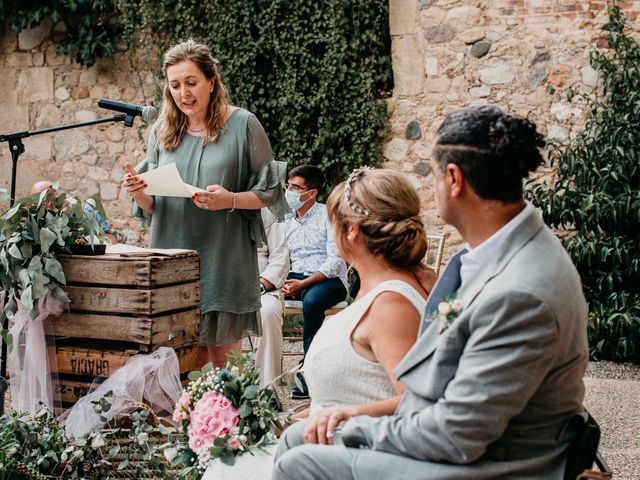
[133,108,288,345]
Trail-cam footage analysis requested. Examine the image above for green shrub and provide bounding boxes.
[528,3,640,363]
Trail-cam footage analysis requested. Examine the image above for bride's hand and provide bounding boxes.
[303,407,355,445]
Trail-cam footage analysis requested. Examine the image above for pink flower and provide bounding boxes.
[173,392,191,423]
[187,391,239,452]
[229,437,240,450]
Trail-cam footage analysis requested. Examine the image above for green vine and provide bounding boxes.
[527,2,640,363]
[1,0,392,189]
[0,0,118,67]
[117,0,393,188]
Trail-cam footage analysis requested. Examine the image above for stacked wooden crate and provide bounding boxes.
[49,251,200,411]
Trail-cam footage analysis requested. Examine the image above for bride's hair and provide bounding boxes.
[327,168,427,269]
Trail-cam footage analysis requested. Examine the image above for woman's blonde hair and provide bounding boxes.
[327,168,428,269]
[158,39,230,150]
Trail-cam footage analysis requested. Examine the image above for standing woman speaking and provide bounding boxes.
[123,40,288,367]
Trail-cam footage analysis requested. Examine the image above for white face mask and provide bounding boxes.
[285,189,312,211]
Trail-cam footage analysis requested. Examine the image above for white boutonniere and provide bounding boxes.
[430,295,463,334]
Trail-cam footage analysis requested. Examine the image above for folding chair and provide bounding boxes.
[425,233,448,277]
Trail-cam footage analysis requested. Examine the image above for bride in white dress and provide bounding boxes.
[203,168,436,479]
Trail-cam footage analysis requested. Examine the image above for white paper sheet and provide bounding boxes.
[106,244,195,256]
[137,163,204,197]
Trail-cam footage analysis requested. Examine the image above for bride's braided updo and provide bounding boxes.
[327,168,427,269]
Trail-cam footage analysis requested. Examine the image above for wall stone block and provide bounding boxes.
[23,136,52,162]
[75,110,97,122]
[79,71,97,88]
[18,68,53,102]
[18,19,52,51]
[392,36,423,96]
[458,28,485,44]
[405,121,422,140]
[100,182,119,201]
[479,60,515,85]
[76,178,99,198]
[424,24,456,44]
[446,6,481,25]
[383,138,409,162]
[55,86,70,101]
[54,129,90,159]
[470,41,492,58]
[414,161,432,176]
[389,0,418,35]
[97,154,117,170]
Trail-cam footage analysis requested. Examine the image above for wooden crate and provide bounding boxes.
[52,341,198,410]
[52,251,200,351]
[48,250,201,411]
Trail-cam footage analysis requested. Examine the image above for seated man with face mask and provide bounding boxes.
[283,165,348,400]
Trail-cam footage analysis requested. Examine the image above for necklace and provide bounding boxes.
[187,125,206,133]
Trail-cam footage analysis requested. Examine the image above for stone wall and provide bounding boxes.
[0,20,157,244]
[386,0,640,254]
[1,2,639,254]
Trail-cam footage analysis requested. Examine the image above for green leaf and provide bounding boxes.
[39,227,57,253]
[20,285,34,310]
[8,243,22,259]
[44,257,66,284]
[51,285,70,303]
[242,384,258,400]
[220,450,236,466]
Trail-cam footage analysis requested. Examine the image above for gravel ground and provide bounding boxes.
[3,352,639,478]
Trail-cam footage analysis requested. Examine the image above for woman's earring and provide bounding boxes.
[347,235,354,242]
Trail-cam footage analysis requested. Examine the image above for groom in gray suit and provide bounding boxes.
[273,106,589,479]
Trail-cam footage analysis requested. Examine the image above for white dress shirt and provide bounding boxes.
[459,202,535,288]
[285,202,348,289]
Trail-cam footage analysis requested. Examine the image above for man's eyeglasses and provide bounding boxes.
[285,183,310,193]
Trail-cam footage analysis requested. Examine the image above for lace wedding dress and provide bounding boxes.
[201,280,426,480]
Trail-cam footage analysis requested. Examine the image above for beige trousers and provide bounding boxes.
[255,294,284,387]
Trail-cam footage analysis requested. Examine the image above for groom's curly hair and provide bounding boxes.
[433,106,545,203]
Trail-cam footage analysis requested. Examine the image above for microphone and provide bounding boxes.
[98,99,158,122]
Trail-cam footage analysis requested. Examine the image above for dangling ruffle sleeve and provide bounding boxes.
[242,114,290,245]
[131,126,159,226]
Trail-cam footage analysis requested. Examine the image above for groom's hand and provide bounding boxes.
[304,407,355,445]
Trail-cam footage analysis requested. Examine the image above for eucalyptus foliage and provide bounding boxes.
[0,399,171,479]
[0,189,106,325]
[528,4,640,362]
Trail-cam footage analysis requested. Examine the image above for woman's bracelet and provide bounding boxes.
[229,193,236,212]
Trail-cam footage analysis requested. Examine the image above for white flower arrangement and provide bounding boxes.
[431,295,464,334]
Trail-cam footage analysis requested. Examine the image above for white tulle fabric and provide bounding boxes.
[7,286,65,413]
[61,346,182,438]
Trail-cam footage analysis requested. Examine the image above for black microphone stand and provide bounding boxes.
[0,112,136,414]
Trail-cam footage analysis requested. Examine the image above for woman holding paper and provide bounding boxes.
[123,40,288,367]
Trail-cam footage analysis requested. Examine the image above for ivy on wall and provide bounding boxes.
[118,0,393,189]
[0,0,117,66]
[1,0,393,190]
[528,4,640,363]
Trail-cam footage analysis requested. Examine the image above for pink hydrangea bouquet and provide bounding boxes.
[165,352,286,478]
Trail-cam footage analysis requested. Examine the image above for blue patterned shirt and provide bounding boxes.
[285,202,348,288]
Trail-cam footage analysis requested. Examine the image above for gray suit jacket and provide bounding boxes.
[341,209,589,479]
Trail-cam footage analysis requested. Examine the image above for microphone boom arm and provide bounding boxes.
[0,112,133,392]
